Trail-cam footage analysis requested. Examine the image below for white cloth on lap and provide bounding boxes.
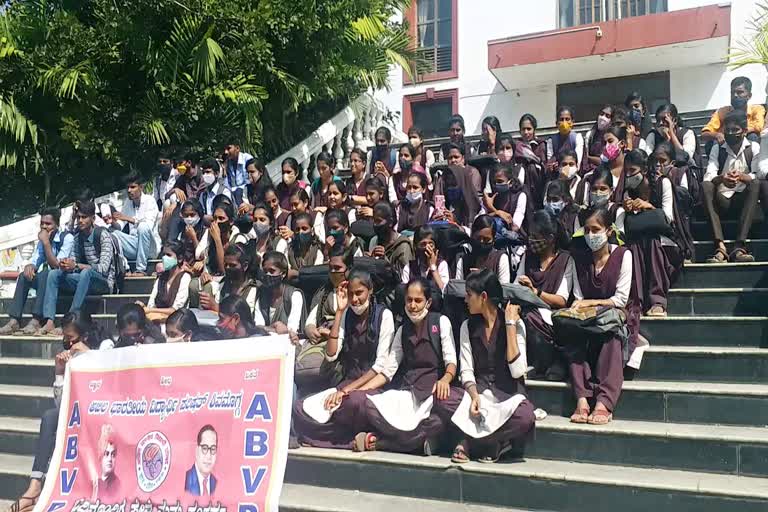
[451,389,525,439]
[302,387,341,424]
[367,390,434,432]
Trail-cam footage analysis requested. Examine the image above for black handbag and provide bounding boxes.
[624,209,673,241]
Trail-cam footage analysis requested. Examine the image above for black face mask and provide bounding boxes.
[117,333,145,348]
[159,163,172,182]
[373,223,390,239]
[725,133,744,148]
[261,273,283,288]
[472,239,493,256]
[225,268,245,282]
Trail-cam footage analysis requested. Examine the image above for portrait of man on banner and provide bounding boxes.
[92,424,121,501]
[185,424,218,496]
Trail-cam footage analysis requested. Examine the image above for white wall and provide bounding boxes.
[377,0,767,135]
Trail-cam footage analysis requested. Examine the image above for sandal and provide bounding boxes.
[570,404,591,424]
[705,248,728,264]
[19,320,41,336]
[352,432,376,452]
[450,443,470,464]
[587,408,613,425]
[10,494,39,512]
[730,248,755,263]
[645,305,667,317]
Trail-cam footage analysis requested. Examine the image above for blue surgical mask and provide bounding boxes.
[161,255,178,272]
[545,200,565,215]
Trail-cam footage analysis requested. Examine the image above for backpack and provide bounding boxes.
[77,227,127,293]
[351,256,399,304]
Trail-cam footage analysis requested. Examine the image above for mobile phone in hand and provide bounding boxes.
[435,194,445,216]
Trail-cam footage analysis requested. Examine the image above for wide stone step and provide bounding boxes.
[285,448,768,512]
[0,416,38,456]
[0,384,53,418]
[691,219,768,242]
[667,288,768,316]
[0,294,149,316]
[694,240,768,263]
[0,336,61,359]
[528,379,768,427]
[0,453,32,501]
[121,276,156,295]
[531,416,768,477]
[676,263,768,289]
[639,346,768,383]
[640,316,768,347]
[0,358,53,386]
[0,314,115,333]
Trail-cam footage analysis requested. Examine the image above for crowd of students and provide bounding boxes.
[6,75,768,511]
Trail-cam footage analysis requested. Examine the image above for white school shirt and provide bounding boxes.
[571,244,632,308]
[478,190,527,230]
[455,254,511,284]
[305,293,336,330]
[325,308,396,380]
[214,285,258,316]
[253,289,304,334]
[645,130,697,166]
[199,182,233,215]
[147,272,192,309]
[390,315,457,373]
[704,139,760,198]
[120,193,159,235]
[515,253,575,302]
[400,260,450,292]
[459,317,528,386]
[756,131,768,179]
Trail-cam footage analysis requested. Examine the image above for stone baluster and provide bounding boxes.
[345,120,356,164]
[360,103,373,150]
[333,130,345,170]
[373,103,384,138]
[352,116,364,152]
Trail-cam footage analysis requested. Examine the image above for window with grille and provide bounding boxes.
[559,0,666,28]
[416,0,453,75]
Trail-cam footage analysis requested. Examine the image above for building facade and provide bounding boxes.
[376,0,767,137]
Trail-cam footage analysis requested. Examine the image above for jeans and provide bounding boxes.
[45,269,111,319]
[113,224,156,272]
[31,407,59,479]
[8,269,50,320]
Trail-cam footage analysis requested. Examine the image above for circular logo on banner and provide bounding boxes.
[135,431,171,492]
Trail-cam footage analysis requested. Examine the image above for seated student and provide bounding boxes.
[346,148,369,206]
[66,189,109,234]
[0,208,74,335]
[243,157,274,206]
[441,270,535,463]
[369,202,414,276]
[455,215,510,283]
[389,143,423,204]
[702,110,760,263]
[543,179,580,240]
[198,159,232,220]
[517,114,548,166]
[516,210,574,379]
[8,310,103,511]
[140,241,191,323]
[282,188,325,242]
[286,212,325,277]
[204,198,239,279]
[397,171,434,233]
[702,76,765,145]
[407,127,436,188]
[434,149,482,230]
[293,269,396,449]
[402,225,449,292]
[483,163,528,235]
[255,251,306,335]
[46,202,115,333]
[355,278,458,454]
[216,295,267,339]
[564,206,631,426]
[325,180,351,216]
[108,172,159,277]
[582,105,614,174]
[305,254,351,347]
[165,309,200,343]
[201,243,259,313]
[174,199,209,307]
[624,91,652,138]
[615,150,683,321]
[276,157,308,210]
[349,177,386,225]
[106,304,166,349]
[512,138,546,209]
[248,202,288,259]
[557,149,583,205]
[645,103,699,167]
[368,127,399,181]
[478,116,502,157]
[438,115,477,161]
[547,105,585,170]
[323,209,364,261]
[611,106,649,153]
[600,125,629,185]
[651,142,695,262]
[311,152,342,209]
[161,161,206,243]
[264,185,290,228]
[224,141,254,205]
[574,167,623,233]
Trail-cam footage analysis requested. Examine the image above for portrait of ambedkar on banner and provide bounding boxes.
[185,424,218,496]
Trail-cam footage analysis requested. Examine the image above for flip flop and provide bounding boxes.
[352,432,376,452]
[587,409,613,425]
[450,444,469,464]
[570,404,591,424]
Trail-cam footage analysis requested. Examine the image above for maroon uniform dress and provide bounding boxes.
[397,198,433,233]
[565,247,628,412]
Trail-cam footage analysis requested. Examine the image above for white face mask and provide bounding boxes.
[183,216,200,227]
[350,300,370,316]
[202,173,216,186]
[406,305,430,323]
[409,137,421,148]
[585,231,608,252]
[561,163,578,178]
[406,191,423,203]
[166,335,189,343]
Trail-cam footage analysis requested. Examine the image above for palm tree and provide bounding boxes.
[730,2,768,68]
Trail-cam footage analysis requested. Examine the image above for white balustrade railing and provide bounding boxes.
[0,92,404,270]
[265,92,406,183]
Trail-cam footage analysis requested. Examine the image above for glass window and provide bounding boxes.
[412,99,453,139]
[559,0,667,28]
[415,0,453,75]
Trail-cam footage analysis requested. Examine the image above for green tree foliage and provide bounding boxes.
[0,0,412,222]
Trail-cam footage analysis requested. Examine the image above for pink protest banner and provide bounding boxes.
[33,336,295,512]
